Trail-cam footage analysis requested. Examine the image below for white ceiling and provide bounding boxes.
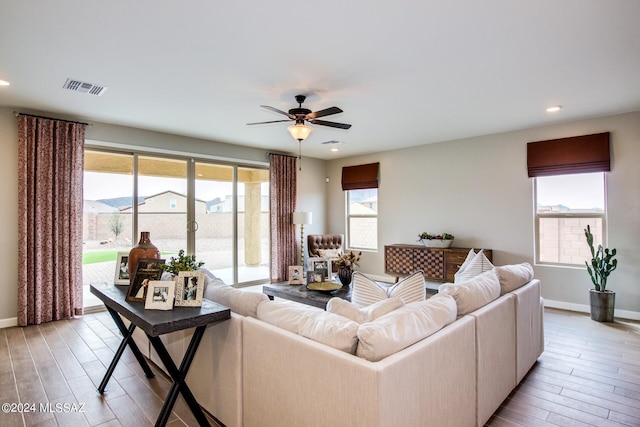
[1,1,639,159]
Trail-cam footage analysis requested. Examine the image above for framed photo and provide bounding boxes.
[126,258,165,303]
[114,252,130,285]
[288,265,303,285]
[307,271,322,284]
[144,280,175,310]
[310,257,331,281]
[175,270,205,307]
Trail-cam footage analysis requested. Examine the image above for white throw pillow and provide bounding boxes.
[256,300,324,333]
[351,271,425,308]
[439,269,501,315]
[326,297,405,323]
[204,283,268,318]
[454,250,494,283]
[318,249,341,258]
[298,312,360,354]
[494,263,535,294]
[356,294,457,361]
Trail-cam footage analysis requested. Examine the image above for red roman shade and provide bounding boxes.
[342,162,379,190]
[527,132,610,177]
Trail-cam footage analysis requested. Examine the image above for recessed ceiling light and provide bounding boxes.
[546,105,562,113]
[330,147,340,152]
[0,80,10,86]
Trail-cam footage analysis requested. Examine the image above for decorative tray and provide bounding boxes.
[306,282,343,292]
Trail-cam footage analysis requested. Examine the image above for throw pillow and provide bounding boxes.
[256,300,324,333]
[204,283,268,318]
[318,249,341,258]
[298,312,360,354]
[439,268,501,315]
[351,271,426,308]
[494,263,534,294]
[454,249,494,283]
[356,293,457,361]
[326,297,405,323]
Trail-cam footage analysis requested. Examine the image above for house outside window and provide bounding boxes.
[346,189,378,251]
[535,172,606,266]
[169,199,177,209]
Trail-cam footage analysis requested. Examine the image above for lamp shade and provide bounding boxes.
[287,123,313,141]
[293,211,312,225]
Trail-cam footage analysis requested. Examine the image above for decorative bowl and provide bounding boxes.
[420,239,454,248]
[307,282,343,293]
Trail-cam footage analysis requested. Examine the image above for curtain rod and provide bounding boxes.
[268,152,297,159]
[14,111,91,127]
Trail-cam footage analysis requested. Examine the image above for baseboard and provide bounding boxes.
[0,317,18,329]
[544,299,640,321]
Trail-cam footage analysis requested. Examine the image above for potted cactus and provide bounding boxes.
[584,225,618,322]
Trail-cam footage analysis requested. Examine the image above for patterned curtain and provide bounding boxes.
[17,115,86,326]
[269,154,297,282]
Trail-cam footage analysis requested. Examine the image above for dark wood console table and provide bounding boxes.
[90,283,230,427]
[384,245,493,282]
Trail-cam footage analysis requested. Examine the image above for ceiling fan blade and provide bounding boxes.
[310,119,352,130]
[307,106,343,119]
[260,105,293,118]
[246,119,292,125]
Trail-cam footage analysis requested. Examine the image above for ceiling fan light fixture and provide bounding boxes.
[287,123,313,141]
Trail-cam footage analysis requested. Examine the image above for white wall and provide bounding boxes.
[326,111,640,317]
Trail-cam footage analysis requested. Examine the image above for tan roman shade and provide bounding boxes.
[527,132,610,177]
[342,162,379,190]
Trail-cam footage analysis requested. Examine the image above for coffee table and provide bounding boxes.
[262,281,351,309]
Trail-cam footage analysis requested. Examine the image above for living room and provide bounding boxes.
[1,2,639,426]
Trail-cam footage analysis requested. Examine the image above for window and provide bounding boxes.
[169,199,177,209]
[534,172,606,266]
[346,189,378,250]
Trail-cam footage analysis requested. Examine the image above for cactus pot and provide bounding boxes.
[589,289,615,322]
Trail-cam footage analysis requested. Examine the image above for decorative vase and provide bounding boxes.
[589,289,615,322]
[128,231,161,285]
[337,266,353,287]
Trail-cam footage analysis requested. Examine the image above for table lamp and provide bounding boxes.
[293,211,312,268]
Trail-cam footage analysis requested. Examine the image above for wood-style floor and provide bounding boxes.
[0,308,638,426]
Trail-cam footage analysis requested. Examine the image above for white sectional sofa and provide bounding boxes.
[134,265,543,427]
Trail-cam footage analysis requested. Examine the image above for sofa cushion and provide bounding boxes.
[356,294,457,362]
[256,300,324,333]
[439,269,501,315]
[298,312,360,354]
[204,282,268,318]
[326,297,404,323]
[454,249,494,283]
[494,263,535,294]
[351,271,425,307]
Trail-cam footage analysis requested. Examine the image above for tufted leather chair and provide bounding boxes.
[307,234,344,258]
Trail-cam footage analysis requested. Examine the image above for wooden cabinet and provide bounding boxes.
[384,244,492,283]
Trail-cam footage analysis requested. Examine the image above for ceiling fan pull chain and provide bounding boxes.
[299,140,302,171]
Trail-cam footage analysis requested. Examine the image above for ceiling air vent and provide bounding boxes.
[63,78,107,96]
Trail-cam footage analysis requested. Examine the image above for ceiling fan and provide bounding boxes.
[247,94,352,142]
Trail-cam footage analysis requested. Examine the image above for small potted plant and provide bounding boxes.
[418,232,455,248]
[334,251,362,286]
[584,224,617,322]
[161,249,205,277]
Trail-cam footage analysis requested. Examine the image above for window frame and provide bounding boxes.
[533,172,607,267]
[345,188,378,252]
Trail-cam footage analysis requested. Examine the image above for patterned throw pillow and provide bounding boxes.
[351,271,426,308]
[454,249,494,283]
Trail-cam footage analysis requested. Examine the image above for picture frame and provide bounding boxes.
[144,280,175,310]
[307,271,322,284]
[309,257,331,281]
[288,265,303,285]
[114,251,130,285]
[175,270,205,307]
[126,258,165,303]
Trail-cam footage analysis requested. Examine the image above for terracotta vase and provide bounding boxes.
[128,232,161,284]
[337,266,353,287]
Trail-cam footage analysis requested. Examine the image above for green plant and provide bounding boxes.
[161,249,205,275]
[584,224,617,292]
[418,232,455,240]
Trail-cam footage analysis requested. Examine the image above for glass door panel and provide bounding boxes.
[137,156,188,258]
[237,167,270,284]
[194,162,234,284]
